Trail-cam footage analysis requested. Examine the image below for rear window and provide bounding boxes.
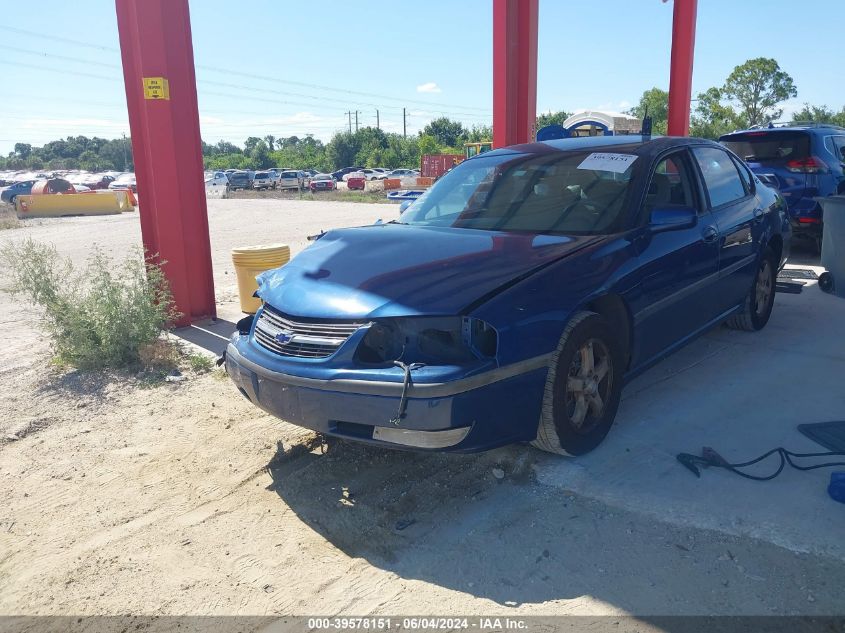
[720,132,810,162]
[281,171,298,178]
[254,172,269,178]
[230,173,248,180]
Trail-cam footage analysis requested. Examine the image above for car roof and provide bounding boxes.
[481,135,719,160]
[721,123,845,137]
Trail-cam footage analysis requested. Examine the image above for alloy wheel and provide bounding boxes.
[754,259,773,318]
[565,338,613,434]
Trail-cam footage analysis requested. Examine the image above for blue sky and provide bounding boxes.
[1,0,843,155]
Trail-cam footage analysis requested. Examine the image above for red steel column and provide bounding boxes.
[667,0,698,136]
[493,0,539,148]
[115,0,215,325]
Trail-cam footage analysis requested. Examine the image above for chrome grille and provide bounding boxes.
[253,306,366,359]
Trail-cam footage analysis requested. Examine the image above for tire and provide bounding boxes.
[726,247,776,332]
[818,271,834,294]
[531,311,625,456]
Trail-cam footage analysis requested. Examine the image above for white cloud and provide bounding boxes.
[416,82,442,94]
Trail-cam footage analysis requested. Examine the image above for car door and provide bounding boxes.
[628,150,722,366]
[691,146,760,314]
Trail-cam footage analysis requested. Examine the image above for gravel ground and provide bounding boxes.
[0,199,843,618]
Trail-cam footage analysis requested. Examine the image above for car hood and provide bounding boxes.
[256,223,597,319]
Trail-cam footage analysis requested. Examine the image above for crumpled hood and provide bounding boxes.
[256,223,594,319]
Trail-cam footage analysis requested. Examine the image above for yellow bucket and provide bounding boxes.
[231,243,291,313]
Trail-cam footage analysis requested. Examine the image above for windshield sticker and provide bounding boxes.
[577,152,638,173]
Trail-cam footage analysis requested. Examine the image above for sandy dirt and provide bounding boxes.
[0,200,843,618]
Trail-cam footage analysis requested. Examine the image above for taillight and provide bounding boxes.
[786,157,828,173]
[797,217,822,224]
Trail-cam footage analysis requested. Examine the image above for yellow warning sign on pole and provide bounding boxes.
[142,77,170,100]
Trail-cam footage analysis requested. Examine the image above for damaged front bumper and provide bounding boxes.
[224,335,550,452]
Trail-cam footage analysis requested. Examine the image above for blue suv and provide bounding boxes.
[720,123,845,251]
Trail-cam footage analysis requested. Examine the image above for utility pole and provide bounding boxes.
[346,111,352,133]
[403,108,407,139]
[376,109,380,131]
[354,110,360,133]
[122,132,128,170]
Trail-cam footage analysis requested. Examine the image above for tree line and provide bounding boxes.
[4,57,840,174]
[0,119,496,174]
[628,57,845,138]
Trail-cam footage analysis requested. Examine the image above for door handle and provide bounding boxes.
[702,225,720,243]
[753,208,764,224]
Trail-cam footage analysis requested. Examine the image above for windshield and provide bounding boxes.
[721,132,810,162]
[399,151,635,235]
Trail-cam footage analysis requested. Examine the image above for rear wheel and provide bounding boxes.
[532,311,624,456]
[726,247,776,331]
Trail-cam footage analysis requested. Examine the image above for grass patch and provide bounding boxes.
[0,239,180,370]
[0,207,20,230]
[186,351,214,374]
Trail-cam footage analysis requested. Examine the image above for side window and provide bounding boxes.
[644,153,696,217]
[692,147,748,208]
[832,136,845,163]
[730,155,754,195]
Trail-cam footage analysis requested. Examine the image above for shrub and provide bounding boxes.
[0,207,20,231]
[187,352,214,374]
[0,239,180,369]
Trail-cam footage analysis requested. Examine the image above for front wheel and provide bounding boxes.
[532,311,624,456]
[726,247,776,331]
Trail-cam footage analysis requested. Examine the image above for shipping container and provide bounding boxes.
[420,154,463,179]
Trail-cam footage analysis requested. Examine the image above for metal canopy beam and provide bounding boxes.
[493,0,539,148]
[115,0,215,326]
[667,0,698,136]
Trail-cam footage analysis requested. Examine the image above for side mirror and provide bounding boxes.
[649,206,697,233]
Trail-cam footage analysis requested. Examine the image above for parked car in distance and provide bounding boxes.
[267,168,282,186]
[386,168,418,179]
[204,171,229,191]
[309,173,337,192]
[252,171,276,190]
[227,170,253,190]
[226,135,790,456]
[345,171,366,190]
[1,180,35,204]
[278,170,304,190]
[720,123,845,251]
[332,167,364,182]
[108,173,137,193]
[360,169,388,181]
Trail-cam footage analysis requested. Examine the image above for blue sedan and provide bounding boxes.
[1,180,35,204]
[225,136,790,455]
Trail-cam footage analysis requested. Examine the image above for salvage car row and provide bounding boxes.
[0,171,136,204]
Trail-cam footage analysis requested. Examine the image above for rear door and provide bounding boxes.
[691,146,760,313]
[629,150,722,366]
[719,131,812,215]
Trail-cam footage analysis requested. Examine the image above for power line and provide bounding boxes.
[0,25,493,114]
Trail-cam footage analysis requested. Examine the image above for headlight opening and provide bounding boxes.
[356,317,498,365]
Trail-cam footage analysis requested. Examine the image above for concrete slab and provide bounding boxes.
[535,270,845,559]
